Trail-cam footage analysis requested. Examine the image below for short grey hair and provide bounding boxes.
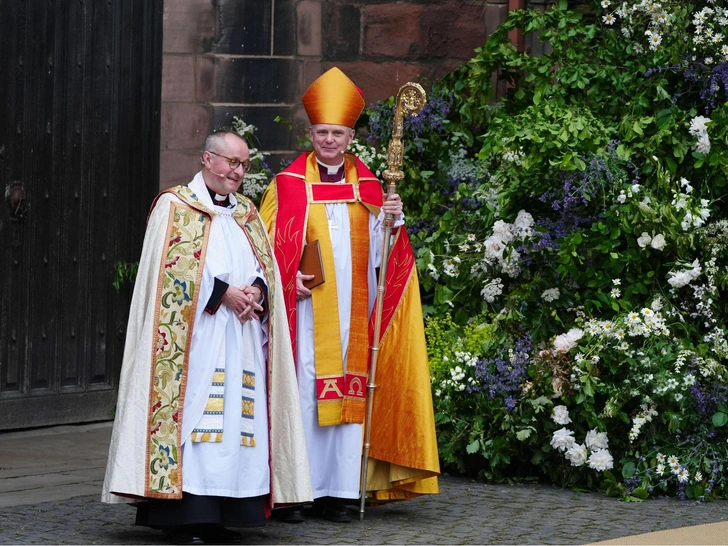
[204,128,247,153]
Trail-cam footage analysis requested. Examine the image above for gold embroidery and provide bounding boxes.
[147,202,208,497]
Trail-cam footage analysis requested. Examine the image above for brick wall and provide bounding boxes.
[159,0,543,189]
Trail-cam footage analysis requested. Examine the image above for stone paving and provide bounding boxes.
[2,475,728,545]
[2,423,728,545]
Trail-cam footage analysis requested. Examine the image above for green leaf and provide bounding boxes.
[621,461,636,479]
[622,495,646,503]
[582,376,595,397]
[630,487,649,500]
[466,439,481,454]
[712,412,728,427]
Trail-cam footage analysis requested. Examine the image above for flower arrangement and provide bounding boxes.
[604,1,728,62]
[360,0,728,500]
[231,117,274,201]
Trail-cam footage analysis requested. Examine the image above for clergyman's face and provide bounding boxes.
[202,133,250,195]
[309,124,354,166]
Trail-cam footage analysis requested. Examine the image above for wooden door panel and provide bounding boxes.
[0,0,162,430]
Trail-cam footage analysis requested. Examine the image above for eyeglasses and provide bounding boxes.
[207,151,252,173]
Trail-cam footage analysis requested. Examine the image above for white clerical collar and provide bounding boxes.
[317,159,344,175]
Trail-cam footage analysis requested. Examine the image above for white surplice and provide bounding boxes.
[295,170,396,500]
[180,177,270,498]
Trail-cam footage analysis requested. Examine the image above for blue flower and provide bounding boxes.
[158,444,176,470]
[171,279,191,305]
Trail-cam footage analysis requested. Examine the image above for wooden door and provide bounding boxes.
[0,0,162,430]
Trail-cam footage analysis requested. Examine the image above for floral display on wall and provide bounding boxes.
[359,0,728,501]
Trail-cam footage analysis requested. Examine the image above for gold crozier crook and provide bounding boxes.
[358,81,426,521]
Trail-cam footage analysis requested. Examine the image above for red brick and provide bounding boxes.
[293,105,312,137]
[160,103,212,151]
[196,56,215,102]
[297,1,322,56]
[163,0,216,54]
[363,5,420,59]
[364,4,486,60]
[159,150,204,191]
[303,60,324,90]
[330,62,426,105]
[162,55,196,102]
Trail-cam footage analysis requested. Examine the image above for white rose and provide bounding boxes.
[650,233,666,250]
[689,115,711,136]
[637,232,652,248]
[667,271,690,288]
[588,449,614,471]
[694,133,711,155]
[585,429,609,450]
[492,220,514,243]
[550,428,576,453]
[552,405,572,425]
[552,328,583,353]
[566,328,584,343]
[484,235,506,261]
[565,443,588,467]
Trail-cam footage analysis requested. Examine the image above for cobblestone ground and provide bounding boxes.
[1,474,727,545]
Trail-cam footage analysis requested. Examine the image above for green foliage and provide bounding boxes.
[231,117,275,203]
[360,0,728,498]
[112,260,139,292]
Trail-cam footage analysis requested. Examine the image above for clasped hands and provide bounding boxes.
[222,284,263,323]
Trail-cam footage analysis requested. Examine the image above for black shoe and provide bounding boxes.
[200,526,243,544]
[163,529,204,545]
[321,506,352,523]
[272,506,305,523]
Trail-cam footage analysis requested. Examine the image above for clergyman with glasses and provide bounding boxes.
[101,128,312,545]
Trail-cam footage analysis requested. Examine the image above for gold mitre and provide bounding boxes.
[302,67,365,127]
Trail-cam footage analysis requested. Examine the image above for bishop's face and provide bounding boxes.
[309,124,354,166]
